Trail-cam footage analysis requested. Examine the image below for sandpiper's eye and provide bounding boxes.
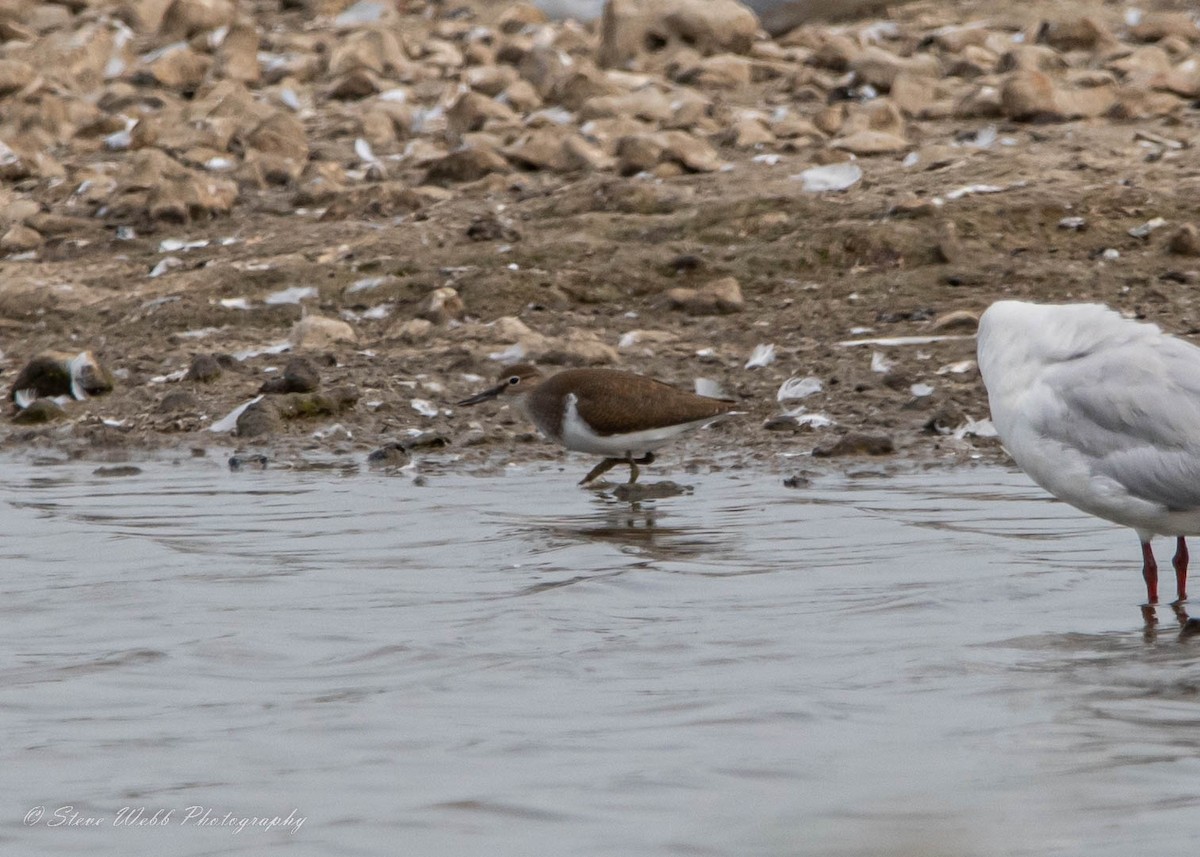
[508,376,520,385]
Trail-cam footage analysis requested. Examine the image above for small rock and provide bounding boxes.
[0,224,43,253]
[260,357,320,394]
[94,465,143,478]
[185,354,223,382]
[160,0,236,39]
[367,442,410,468]
[933,221,963,264]
[466,213,520,242]
[228,453,269,471]
[158,390,201,412]
[405,431,450,450]
[12,399,67,424]
[666,276,745,315]
[831,130,910,156]
[1038,17,1113,52]
[447,92,519,137]
[539,332,620,366]
[1168,224,1200,256]
[1001,70,1115,120]
[598,0,758,68]
[273,386,359,420]
[290,316,357,350]
[425,146,510,185]
[389,318,435,343]
[235,399,282,437]
[417,287,465,325]
[0,59,35,96]
[812,432,896,457]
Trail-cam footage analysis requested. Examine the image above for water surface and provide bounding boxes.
[1,456,1198,856]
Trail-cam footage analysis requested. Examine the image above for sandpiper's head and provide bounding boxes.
[456,364,544,406]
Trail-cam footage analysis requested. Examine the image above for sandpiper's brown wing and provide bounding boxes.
[544,369,734,437]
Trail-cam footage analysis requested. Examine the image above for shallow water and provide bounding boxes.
[2,456,1199,856]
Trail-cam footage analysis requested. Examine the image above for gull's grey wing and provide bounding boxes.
[1033,334,1200,510]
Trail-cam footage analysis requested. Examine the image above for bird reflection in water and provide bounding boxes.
[1141,602,1200,641]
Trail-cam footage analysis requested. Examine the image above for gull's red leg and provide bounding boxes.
[1141,541,1159,604]
[1172,537,1188,603]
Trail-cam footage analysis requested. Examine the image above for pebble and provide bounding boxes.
[260,357,321,394]
[185,354,224,383]
[367,442,411,467]
[12,398,67,424]
[666,276,745,315]
[812,432,896,457]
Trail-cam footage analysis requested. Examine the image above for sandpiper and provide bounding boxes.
[457,364,737,485]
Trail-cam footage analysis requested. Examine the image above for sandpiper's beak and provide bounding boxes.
[457,383,507,406]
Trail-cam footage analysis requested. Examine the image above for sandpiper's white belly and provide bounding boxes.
[556,394,717,457]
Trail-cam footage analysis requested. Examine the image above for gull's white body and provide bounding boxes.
[978,300,1200,543]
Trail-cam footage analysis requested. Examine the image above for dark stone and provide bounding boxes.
[466,213,520,242]
[235,400,282,437]
[12,398,67,424]
[404,431,449,450]
[260,357,320,394]
[94,465,142,477]
[229,453,269,470]
[158,389,200,412]
[272,385,359,420]
[185,354,223,383]
[367,442,410,467]
[812,432,896,457]
[668,253,704,275]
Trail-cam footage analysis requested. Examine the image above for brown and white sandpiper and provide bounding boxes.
[457,364,737,485]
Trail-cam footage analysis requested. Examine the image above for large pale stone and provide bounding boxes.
[599,0,759,69]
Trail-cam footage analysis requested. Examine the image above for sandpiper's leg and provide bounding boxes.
[626,458,639,484]
[626,453,654,485]
[1142,540,1159,604]
[580,458,620,485]
[1172,536,1189,603]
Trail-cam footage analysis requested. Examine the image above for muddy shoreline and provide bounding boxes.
[3,0,1200,474]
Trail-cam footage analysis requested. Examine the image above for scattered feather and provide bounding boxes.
[745,343,776,369]
[841,334,976,347]
[488,343,525,362]
[149,368,189,384]
[936,359,977,375]
[411,399,438,417]
[265,286,318,305]
[910,383,935,397]
[149,256,183,278]
[232,341,290,361]
[158,237,210,253]
[694,378,727,399]
[209,396,263,432]
[870,351,894,373]
[777,376,823,401]
[347,276,388,293]
[794,162,862,193]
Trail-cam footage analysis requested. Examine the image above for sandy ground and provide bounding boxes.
[3,0,1200,479]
